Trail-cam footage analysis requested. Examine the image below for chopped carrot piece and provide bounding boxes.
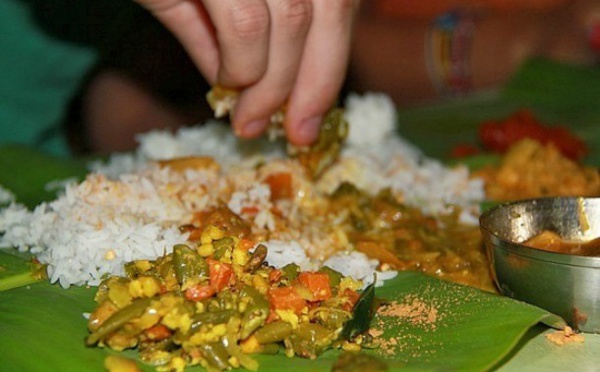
[268,269,282,283]
[238,239,256,251]
[297,272,332,302]
[341,288,361,312]
[264,172,293,200]
[207,259,233,292]
[268,286,307,314]
[241,206,260,215]
[184,284,216,302]
[144,324,172,341]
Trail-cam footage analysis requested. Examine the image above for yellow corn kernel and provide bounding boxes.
[197,243,214,257]
[240,336,261,354]
[200,225,225,244]
[195,301,206,313]
[167,356,187,372]
[251,274,269,295]
[339,277,362,292]
[133,260,153,273]
[232,247,249,266]
[104,249,116,261]
[341,341,361,352]
[128,277,160,298]
[162,308,192,334]
[188,323,227,344]
[228,356,240,369]
[211,323,227,337]
[129,311,160,331]
[275,310,299,329]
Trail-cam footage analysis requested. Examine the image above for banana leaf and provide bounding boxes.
[0,271,561,372]
[1,58,600,371]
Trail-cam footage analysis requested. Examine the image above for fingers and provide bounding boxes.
[232,0,314,138]
[137,0,359,146]
[234,0,359,144]
[284,0,360,146]
[202,0,271,87]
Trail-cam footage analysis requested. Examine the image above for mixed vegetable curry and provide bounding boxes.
[86,225,375,371]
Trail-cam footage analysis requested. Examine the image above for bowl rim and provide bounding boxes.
[480,196,600,268]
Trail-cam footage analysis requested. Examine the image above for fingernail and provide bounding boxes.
[239,119,268,138]
[297,116,322,145]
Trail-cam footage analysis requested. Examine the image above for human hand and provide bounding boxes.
[135,0,360,146]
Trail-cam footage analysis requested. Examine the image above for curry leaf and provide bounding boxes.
[340,280,376,340]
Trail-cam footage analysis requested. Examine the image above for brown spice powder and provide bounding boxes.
[545,326,585,346]
[378,296,440,330]
[370,293,443,359]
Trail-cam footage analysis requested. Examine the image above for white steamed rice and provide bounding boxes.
[0,93,485,288]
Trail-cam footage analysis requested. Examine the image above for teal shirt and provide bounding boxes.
[0,0,141,157]
[0,0,96,156]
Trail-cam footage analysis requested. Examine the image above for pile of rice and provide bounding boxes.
[0,93,484,289]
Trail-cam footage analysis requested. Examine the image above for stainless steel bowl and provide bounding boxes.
[480,196,600,333]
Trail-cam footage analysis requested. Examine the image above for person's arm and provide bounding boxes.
[349,0,598,107]
[135,0,360,146]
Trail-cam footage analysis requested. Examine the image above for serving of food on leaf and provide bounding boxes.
[0,92,597,371]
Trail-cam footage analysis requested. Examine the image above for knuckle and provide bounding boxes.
[275,0,313,31]
[227,2,270,41]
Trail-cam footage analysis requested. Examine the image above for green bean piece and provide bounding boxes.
[239,286,270,339]
[153,254,177,286]
[280,263,300,281]
[288,323,335,358]
[318,266,343,288]
[295,108,349,179]
[312,307,352,329]
[212,237,235,260]
[211,288,237,311]
[86,297,153,346]
[199,342,231,371]
[252,321,293,344]
[246,244,268,272]
[106,277,133,308]
[253,343,280,355]
[124,260,153,278]
[223,317,259,371]
[172,244,208,286]
[187,309,234,335]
